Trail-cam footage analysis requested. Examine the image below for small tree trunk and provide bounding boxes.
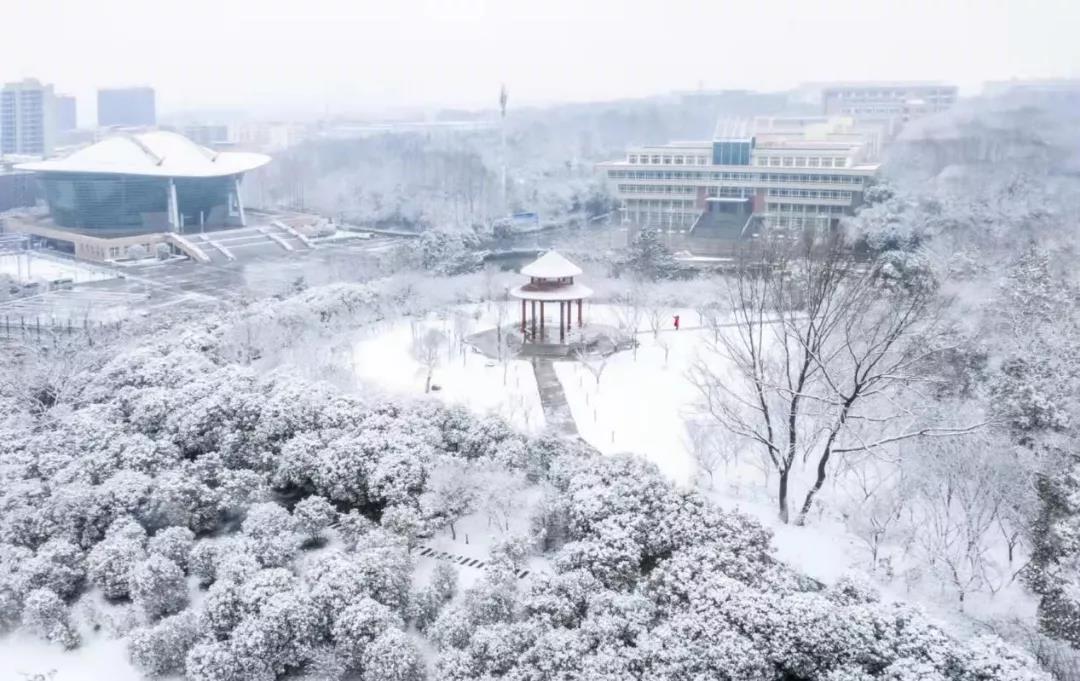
[778,468,791,524]
[796,450,831,526]
[449,521,457,541]
[425,370,433,393]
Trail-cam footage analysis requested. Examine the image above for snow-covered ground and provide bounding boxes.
[0,252,116,285]
[0,633,142,681]
[554,314,1037,629]
[350,311,546,433]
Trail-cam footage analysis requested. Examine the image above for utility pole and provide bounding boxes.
[499,83,509,216]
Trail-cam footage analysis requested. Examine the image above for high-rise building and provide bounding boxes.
[97,86,156,127]
[1,78,57,156]
[55,95,77,132]
[597,117,881,231]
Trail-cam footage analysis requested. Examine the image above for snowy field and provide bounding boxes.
[554,310,1037,627]
[0,252,116,285]
[0,633,142,681]
[350,309,546,433]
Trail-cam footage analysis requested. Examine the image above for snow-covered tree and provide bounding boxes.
[361,628,424,681]
[241,502,301,568]
[331,596,403,669]
[147,526,195,571]
[130,555,188,620]
[22,588,79,649]
[128,610,201,676]
[292,495,336,545]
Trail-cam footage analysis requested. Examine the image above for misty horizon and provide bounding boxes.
[3,0,1078,124]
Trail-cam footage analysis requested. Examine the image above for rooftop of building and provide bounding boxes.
[520,250,583,279]
[16,130,270,178]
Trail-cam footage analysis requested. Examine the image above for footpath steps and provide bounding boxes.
[415,546,531,579]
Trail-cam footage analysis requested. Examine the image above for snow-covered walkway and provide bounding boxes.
[530,358,579,437]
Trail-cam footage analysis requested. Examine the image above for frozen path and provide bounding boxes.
[531,358,579,437]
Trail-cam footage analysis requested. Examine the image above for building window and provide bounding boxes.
[782,157,793,167]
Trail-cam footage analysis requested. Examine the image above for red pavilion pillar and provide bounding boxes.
[530,300,537,342]
[540,301,545,341]
[559,300,565,343]
[520,299,526,334]
[577,299,583,327]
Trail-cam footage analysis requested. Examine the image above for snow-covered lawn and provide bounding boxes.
[0,633,142,681]
[0,252,116,285]
[554,318,1038,628]
[350,312,546,433]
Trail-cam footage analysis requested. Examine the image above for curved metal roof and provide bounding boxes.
[16,130,270,178]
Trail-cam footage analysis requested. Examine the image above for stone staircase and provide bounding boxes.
[181,224,310,264]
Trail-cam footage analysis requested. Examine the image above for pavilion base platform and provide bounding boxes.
[465,324,630,360]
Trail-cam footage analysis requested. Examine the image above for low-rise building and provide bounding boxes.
[597,117,879,231]
[821,81,958,127]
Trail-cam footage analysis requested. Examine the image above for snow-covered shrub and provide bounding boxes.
[415,562,458,631]
[22,588,79,649]
[128,610,201,676]
[147,526,195,571]
[188,541,218,587]
[331,596,403,668]
[87,524,146,600]
[361,627,424,681]
[129,555,188,620]
[26,539,86,600]
[241,502,301,568]
[185,639,270,681]
[292,495,336,544]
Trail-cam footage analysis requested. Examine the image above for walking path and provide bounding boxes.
[415,545,531,579]
[531,358,579,437]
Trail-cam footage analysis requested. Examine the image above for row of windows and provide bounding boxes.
[755,156,848,168]
[626,154,709,165]
[607,169,867,185]
[766,203,847,214]
[616,184,696,195]
[706,187,754,198]
[830,89,954,99]
[766,188,852,200]
[622,198,696,209]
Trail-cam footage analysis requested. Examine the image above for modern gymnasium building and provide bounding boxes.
[7,131,270,261]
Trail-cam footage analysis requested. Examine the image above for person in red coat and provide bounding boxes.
[673,314,680,331]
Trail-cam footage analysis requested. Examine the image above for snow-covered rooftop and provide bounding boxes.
[16,130,270,178]
[520,250,582,279]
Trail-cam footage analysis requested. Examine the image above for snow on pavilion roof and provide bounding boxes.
[17,130,270,178]
[520,250,583,278]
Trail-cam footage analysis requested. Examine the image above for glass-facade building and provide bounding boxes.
[712,139,753,166]
[37,172,237,234]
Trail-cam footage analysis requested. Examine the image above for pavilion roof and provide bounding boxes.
[520,250,582,278]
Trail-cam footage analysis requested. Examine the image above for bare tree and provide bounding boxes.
[683,418,724,490]
[612,281,644,360]
[690,230,980,524]
[574,344,608,387]
[910,435,1017,609]
[644,291,672,366]
[412,327,446,393]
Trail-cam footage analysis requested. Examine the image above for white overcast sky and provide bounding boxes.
[3,0,1077,122]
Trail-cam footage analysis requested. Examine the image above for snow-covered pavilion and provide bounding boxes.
[510,251,593,344]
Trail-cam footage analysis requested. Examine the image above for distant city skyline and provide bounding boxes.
[2,0,1077,124]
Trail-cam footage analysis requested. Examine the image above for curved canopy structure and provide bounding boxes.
[16,130,269,178]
